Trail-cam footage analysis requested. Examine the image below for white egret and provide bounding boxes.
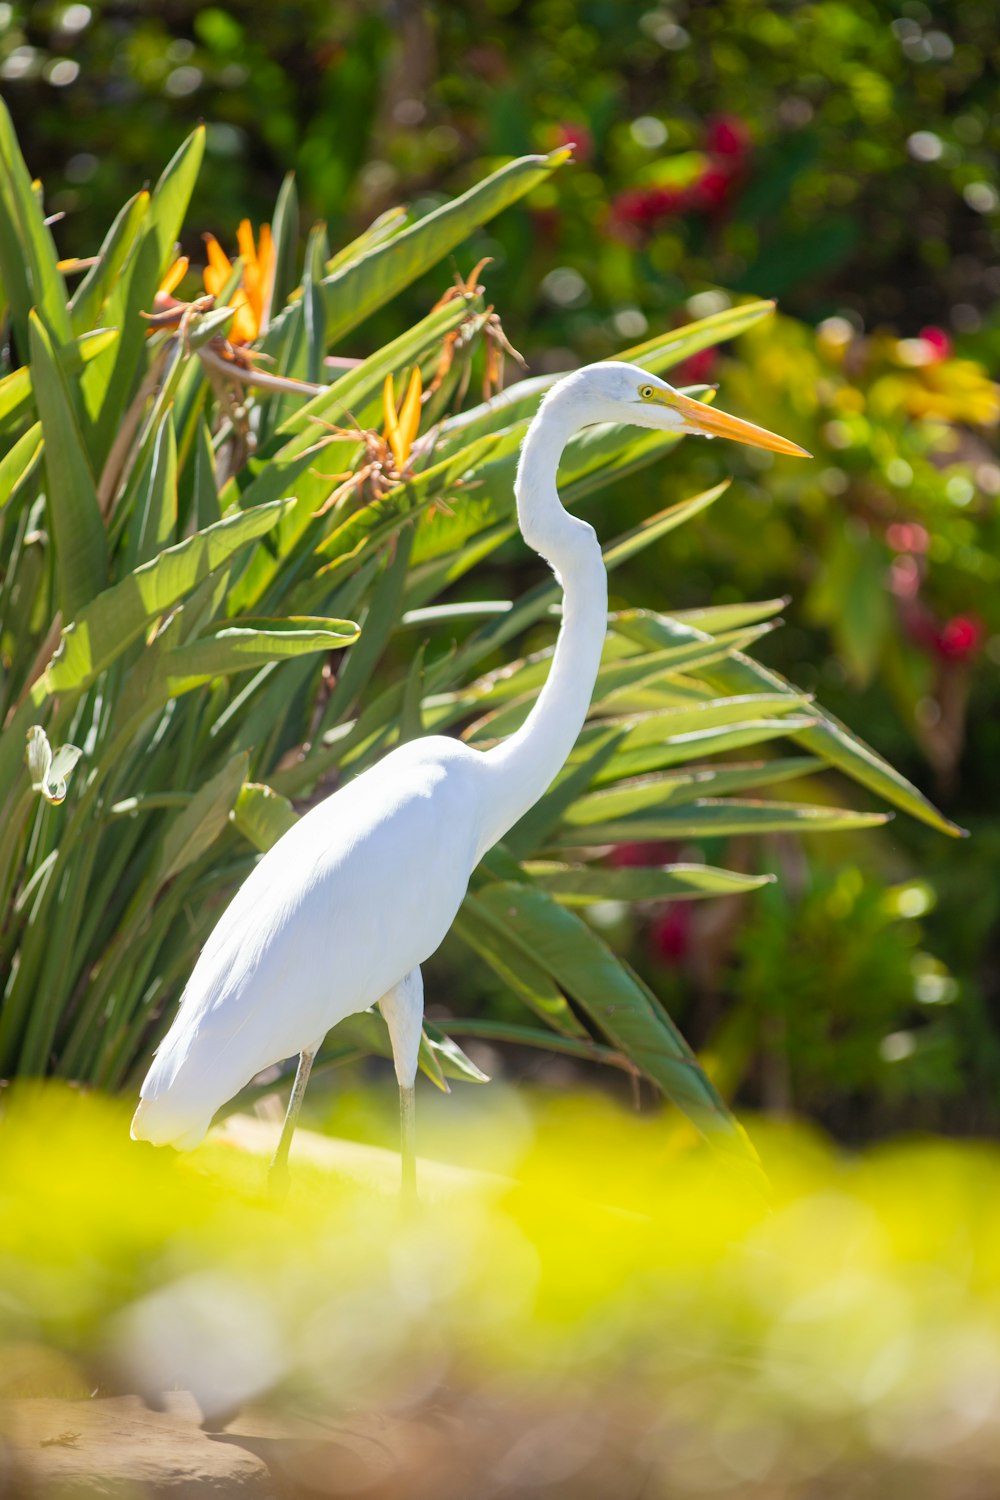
[131,362,807,1194]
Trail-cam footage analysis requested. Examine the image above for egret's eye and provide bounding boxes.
[638,384,655,400]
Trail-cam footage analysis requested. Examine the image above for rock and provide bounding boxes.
[0,1390,404,1498]
[2,1391,275,1496]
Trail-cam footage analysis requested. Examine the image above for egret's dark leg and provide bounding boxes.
[379,968,424,1203]
[268,1043,318,1199]
[399,1083,417,1205]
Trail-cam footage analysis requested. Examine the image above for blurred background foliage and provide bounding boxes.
[2,0,999,1136]
[5,1084,1000,1498]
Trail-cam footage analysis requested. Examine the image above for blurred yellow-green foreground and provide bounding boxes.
[2,1085,1000,1497]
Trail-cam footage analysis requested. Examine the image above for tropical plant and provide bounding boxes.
[0,106,959,1149]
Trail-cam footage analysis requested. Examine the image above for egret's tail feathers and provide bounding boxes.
[130,1097,211,1151]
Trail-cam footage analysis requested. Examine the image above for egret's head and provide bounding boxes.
[565,360,809,458]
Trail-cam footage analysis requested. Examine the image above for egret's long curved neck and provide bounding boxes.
[476,389,607,855]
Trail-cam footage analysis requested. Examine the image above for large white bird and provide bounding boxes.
[131,362,807,1193]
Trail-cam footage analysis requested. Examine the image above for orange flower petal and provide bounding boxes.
[202,233,233,297]
[159,255,189,297]
[237,219,258,276]
[257,222,275,321]
[229,291,258,346]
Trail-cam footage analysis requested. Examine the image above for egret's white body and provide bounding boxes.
[131,361,805,1180]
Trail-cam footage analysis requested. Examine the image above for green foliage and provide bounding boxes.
[725,867,962,1115]
[0,116,954,1150]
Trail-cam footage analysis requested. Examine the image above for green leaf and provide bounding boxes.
[69,189,150,334]
[28,312,108,621]
[266,172,299,325]
[700,645,964,837]
[0,97,72,353]
[146,126,205,280]
[152,618,358,697]
[0,328,117,436]
[504,729,625,860]
[231,781,298,853]
[0,421,42,511]
[420,1019,490,1085]
[551,798,892,847]
[227,297,474,612]
[324,204,408,275]
[472,881,744,1144]
[586,719,820,782]
[612,608,960,836]
[524,861,777,905]
[267,148,567,353]
[454,896,590,1037]
[668,598,788,633]
[156,750,248,885]
[38,498,296,697]
[320,526,413,724]
[579,694,813,753]
[623,298,777,372]
[125,409,177,571]
[190,417,221,529]
[654,756,824,805]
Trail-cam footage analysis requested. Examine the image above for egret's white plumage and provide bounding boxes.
[131,361,806,1178]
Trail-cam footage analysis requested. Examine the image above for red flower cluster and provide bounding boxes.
[649,906,692,965]
[673,346,718,386]
[936,615,983,661]
[610,114,750,241]
[919,325,952,363]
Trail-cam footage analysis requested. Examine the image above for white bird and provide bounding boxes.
[131,362,807,1194]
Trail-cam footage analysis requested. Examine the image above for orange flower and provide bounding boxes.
[202,220,274,345]
[382,366,423,471]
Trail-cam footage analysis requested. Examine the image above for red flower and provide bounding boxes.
[611,184,690,230]
[674,346,718,386]
[919,326,952,363]
[706,115,751,160]
[936,615,983,661]
[650,906,692,964]
[609,841,675,868]
[691,165,733,211]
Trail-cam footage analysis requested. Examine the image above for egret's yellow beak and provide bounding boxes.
[647,388,811,458]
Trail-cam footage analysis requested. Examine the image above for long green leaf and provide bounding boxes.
[69,189,150,334]
[524,862,777,905]
[37,498,297,697]
[157,750,248,885]
[28,312,108,621]
[551,798,891,846]
[0,422,42,511]
[146,126,205,280]
[586,719,820,782]
[621,612,963,837]
[0,328,117,436]
[472,881,746,1144]
[0,97,72,352]
[266,148,567,353]
[132,618,360,705]
[454,899,588,1038]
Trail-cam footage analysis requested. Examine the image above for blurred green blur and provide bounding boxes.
[3,1083,1000,1495]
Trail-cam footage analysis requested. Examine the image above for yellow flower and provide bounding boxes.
[382,366,423,471]
[202,220,275,345]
